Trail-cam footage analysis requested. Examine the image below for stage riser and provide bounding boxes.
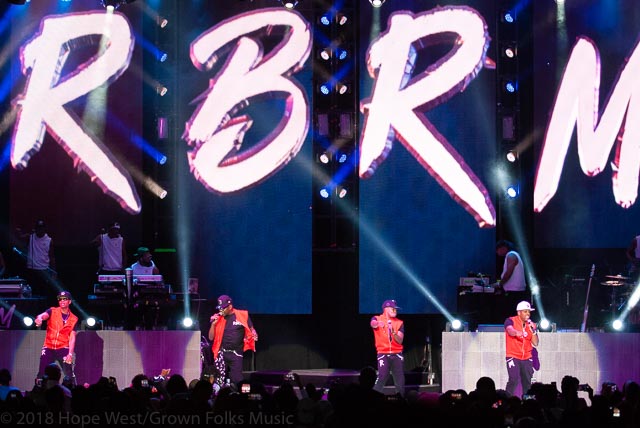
[442,332,640,396]
[0,331,201,392]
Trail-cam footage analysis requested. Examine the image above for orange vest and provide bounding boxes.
[43,307,78,349]
[372,315,403,354]
[505,315,534,360]
[211,309,256,359]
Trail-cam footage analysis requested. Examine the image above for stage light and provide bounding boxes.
[337,152,348,164]
[538,319,556,332]
[23,316,34,327]
[100,0,136,9]
[319,48,331,61]
[319,188,330,199]
[506,150,518,163]
[281,0,298,9]
[157,16,168,28]
[181,317,194,328]
[337,13,348,26]
[157,52,168,63]
[336,83,349,95]
[319,152,330,164]
[612,319,624,331]
[446,319,468,332]
[336,48,348,61]
[369,0,385,7]
[506,185,519,199]
[502,11,515,23]
[337,186,347,199]
[81,317,103,330]
[504,80,517,93]
[156,85,168,96]
[319,15,331,26]
[503,44,517,59]
[319,84,331,95]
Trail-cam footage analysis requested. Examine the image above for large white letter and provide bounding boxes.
[534,37,640,211]
[186,8,311,193]
[12,12,140,213]
[360,7,495,228]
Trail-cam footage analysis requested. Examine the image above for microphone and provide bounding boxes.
[527,319,536,332]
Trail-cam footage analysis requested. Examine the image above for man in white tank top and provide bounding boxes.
[496,240,526,292]
[130,247,160,275]
[24,219,56,297]
[92,222,126,274]
[626,235,640,280]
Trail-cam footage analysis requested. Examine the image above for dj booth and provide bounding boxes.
[88,274,198,330]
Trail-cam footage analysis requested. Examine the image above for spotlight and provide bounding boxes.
[446,319,468,332]
[100,0,136,10]
[157,16,168,28]
[319,48,332,61]
[369,0,385,7]
[23,316,34,327]
[335,48,348,61]
[81,317,103,330]
[337,186,347,199]
[612,319,624,331]
[503,44,517,59]
[336,83,350,95]
[319,152,330,164]
[502,11,515,23]
[336,13,348,26]
[319,15,331,26]
[506,185,519,199]
[319,188,330,199]
[281,0,298,8]
[158,52,168,63]
[156,85,168,96]
[181,317,194,328]
[538,319,556,332]
[504,80,517,93]
[319,83,331,95]
[337,152,348,163]
[506,150,518,163]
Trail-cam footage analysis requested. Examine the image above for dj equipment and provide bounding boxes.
[98,274,163,284]
[0,278,29,297]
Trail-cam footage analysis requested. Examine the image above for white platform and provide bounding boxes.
[0,330,201,392]
[442,332,640,396]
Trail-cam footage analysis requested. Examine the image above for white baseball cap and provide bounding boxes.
[516,301,535,311]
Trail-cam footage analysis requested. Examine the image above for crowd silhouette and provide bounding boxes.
[1,365,639,427]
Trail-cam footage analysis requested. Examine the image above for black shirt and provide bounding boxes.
[220,313,253,353]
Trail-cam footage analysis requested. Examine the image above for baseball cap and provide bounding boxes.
[516,301,535,311]
[35,220,46,228]
[110,222,121,229]
[135,247,151,257]
[57,291,72,300]
[216,295,233,310]
[382,299,401,310]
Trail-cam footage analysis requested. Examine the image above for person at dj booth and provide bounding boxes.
[34,290,78,387]
[625,234,640,281]
[92,222,126,275]
[208,295,258,389]
[18,219,56,297]
[495,240,527,293]
[130,247,160,276]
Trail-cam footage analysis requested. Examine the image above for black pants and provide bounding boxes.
[505,356,534,397]
[37,347,76,386]
[222,350,244,387]
[374,353,405,396]
[24,268,54,298]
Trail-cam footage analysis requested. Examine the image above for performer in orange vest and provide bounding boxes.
[504,301,539,397]
[370,299,405,396]
[208,294,257,389]
[34,290,78,386]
